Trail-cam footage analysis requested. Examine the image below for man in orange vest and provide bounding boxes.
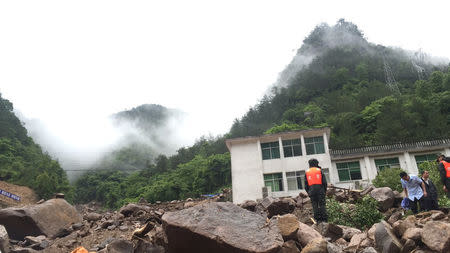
[304,158,328,223]
[437,154,450,198]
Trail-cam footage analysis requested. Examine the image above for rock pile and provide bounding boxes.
[0,186,448,253]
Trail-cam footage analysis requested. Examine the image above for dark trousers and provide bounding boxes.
[410,197,424,214]
[309,185,328,222]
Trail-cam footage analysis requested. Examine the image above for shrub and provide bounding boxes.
[327,196,383,229]
[372,167,403,192]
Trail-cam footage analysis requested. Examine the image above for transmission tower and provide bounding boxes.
[410,49,427,80]
[383,54,401,94]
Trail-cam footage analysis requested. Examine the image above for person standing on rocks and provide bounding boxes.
[304,158,328,223]
[400,171,427,214]
[420,170,439,211]
[437,154,450,198]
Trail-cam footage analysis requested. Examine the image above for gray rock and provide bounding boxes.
[0,199,81,240]
[400,239,415,253]
[370,187,395,211]
[313,222,343,241]
[421,221,450,253]
[240,200,258,212]
[0,225,10,253]
[374,221,402,253]
[105,239,134,253]
[297,222,323,247]
[279,240,300,253]
[134,240,165,253]
[361,247,378,253]
[338,225,361,241]
[327,242,343,253]
[85,212,102,221]
[162,202,283,253]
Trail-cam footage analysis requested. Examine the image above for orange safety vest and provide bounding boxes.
[441,161,450,178]
[306,167,323,186]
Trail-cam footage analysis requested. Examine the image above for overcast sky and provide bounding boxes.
[1,0,449,161]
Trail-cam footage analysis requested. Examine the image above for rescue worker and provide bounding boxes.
[437,154,450,198]
[420,170,439,211]
[304,158,328,223]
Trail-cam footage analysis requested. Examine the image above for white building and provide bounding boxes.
[225,127,450,204]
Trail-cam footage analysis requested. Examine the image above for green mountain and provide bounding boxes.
[0,93,72,200]
[229,19,450,148]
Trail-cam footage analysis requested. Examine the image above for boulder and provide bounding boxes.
[119,203,150,217]
[0,198,81,240]
[338,225,361,241]
[347,233,367,249]
[400,239,415,253]
[374,221,402,253]
[240,200,258,212]
[361,247,378,253]
[370,187,395,211]
[394,215,416,237]
[85,212,102,222]
[134,240,165,253]
[430,211,446,220]
[326,242,343,253]
[387,210,403,225]
[262,197,295,218]
[104,239,134,253]
[297,222,323,247]
[313,222,343,241]
[162,202,283,253]
[277,214,299,239]
[279,240,300,253]
[367,223,376,241]
[0,225,10,253]
[401,227,421,242]
[300,238,327,253]
[421,221,450,253]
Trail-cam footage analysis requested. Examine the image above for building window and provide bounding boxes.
[374,158,400,171]
[415,154,437,167]
[286,171,305,190]
[282,139,302,157]
[305,136,325,155]
[336,161,362,181]
[261,141,280,160]
[264,173,283,192]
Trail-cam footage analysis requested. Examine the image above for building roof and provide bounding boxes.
[330,138,450,160]
[225,127,331,150]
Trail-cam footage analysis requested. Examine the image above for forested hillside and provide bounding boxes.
[230,19,450,148]
[0,93,72,200]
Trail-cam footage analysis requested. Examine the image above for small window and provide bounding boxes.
[282,139,302,158]
[261,141,281,160]
[415,153,437,167]
[336,161,362,181]
[286,171,305,190]
[305,136,325,155]
[264,173,283,192]
[374,158,400,171]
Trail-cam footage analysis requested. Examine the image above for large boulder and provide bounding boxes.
[277,214,299,240]
[374,221,402,253]
[0,225,10,253]
[162,202,283,253]
[370,187,395,211]
[0,198,81,240]
[300,238,327,253]
[421,221,450,253]
[261,197,295,218]
[338,225,361,241]
[313,222,343,241]
[297,222,323,247]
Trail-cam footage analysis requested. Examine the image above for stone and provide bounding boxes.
[374,221,402,253]
[367,224,376,241]
[387,210,403,225]
[361,185,375,195]
[85,212,102,222]
[261,197,295,218]
[300,238,327,253]
[347,233,367,249]
[134,240,165,253]
[401,227,421,241]
[183,201,196,208]
[72,223,83,230]
[24,235,46,245]
[162,202,283,253]
[370,187,395,211]
[430,211,445,220]
[118,225,128,232]
[240,200,258,212]
[119,203,150,217]
[277,214,299,239]
[400,239,415,253]
[334,238,348,246]
[279,240,300,253]
[421,221,450,253]
[0,198,81,240]
[394,215,416,237]
[327,242,343,253]
[297,222,323,247]
[361,247,378,253]
[338,225,361,241]
[10,246,39,253]
[105,239,134,253]
[0,225,10,253]
[101,220,114,229]
[313,222,343,241]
